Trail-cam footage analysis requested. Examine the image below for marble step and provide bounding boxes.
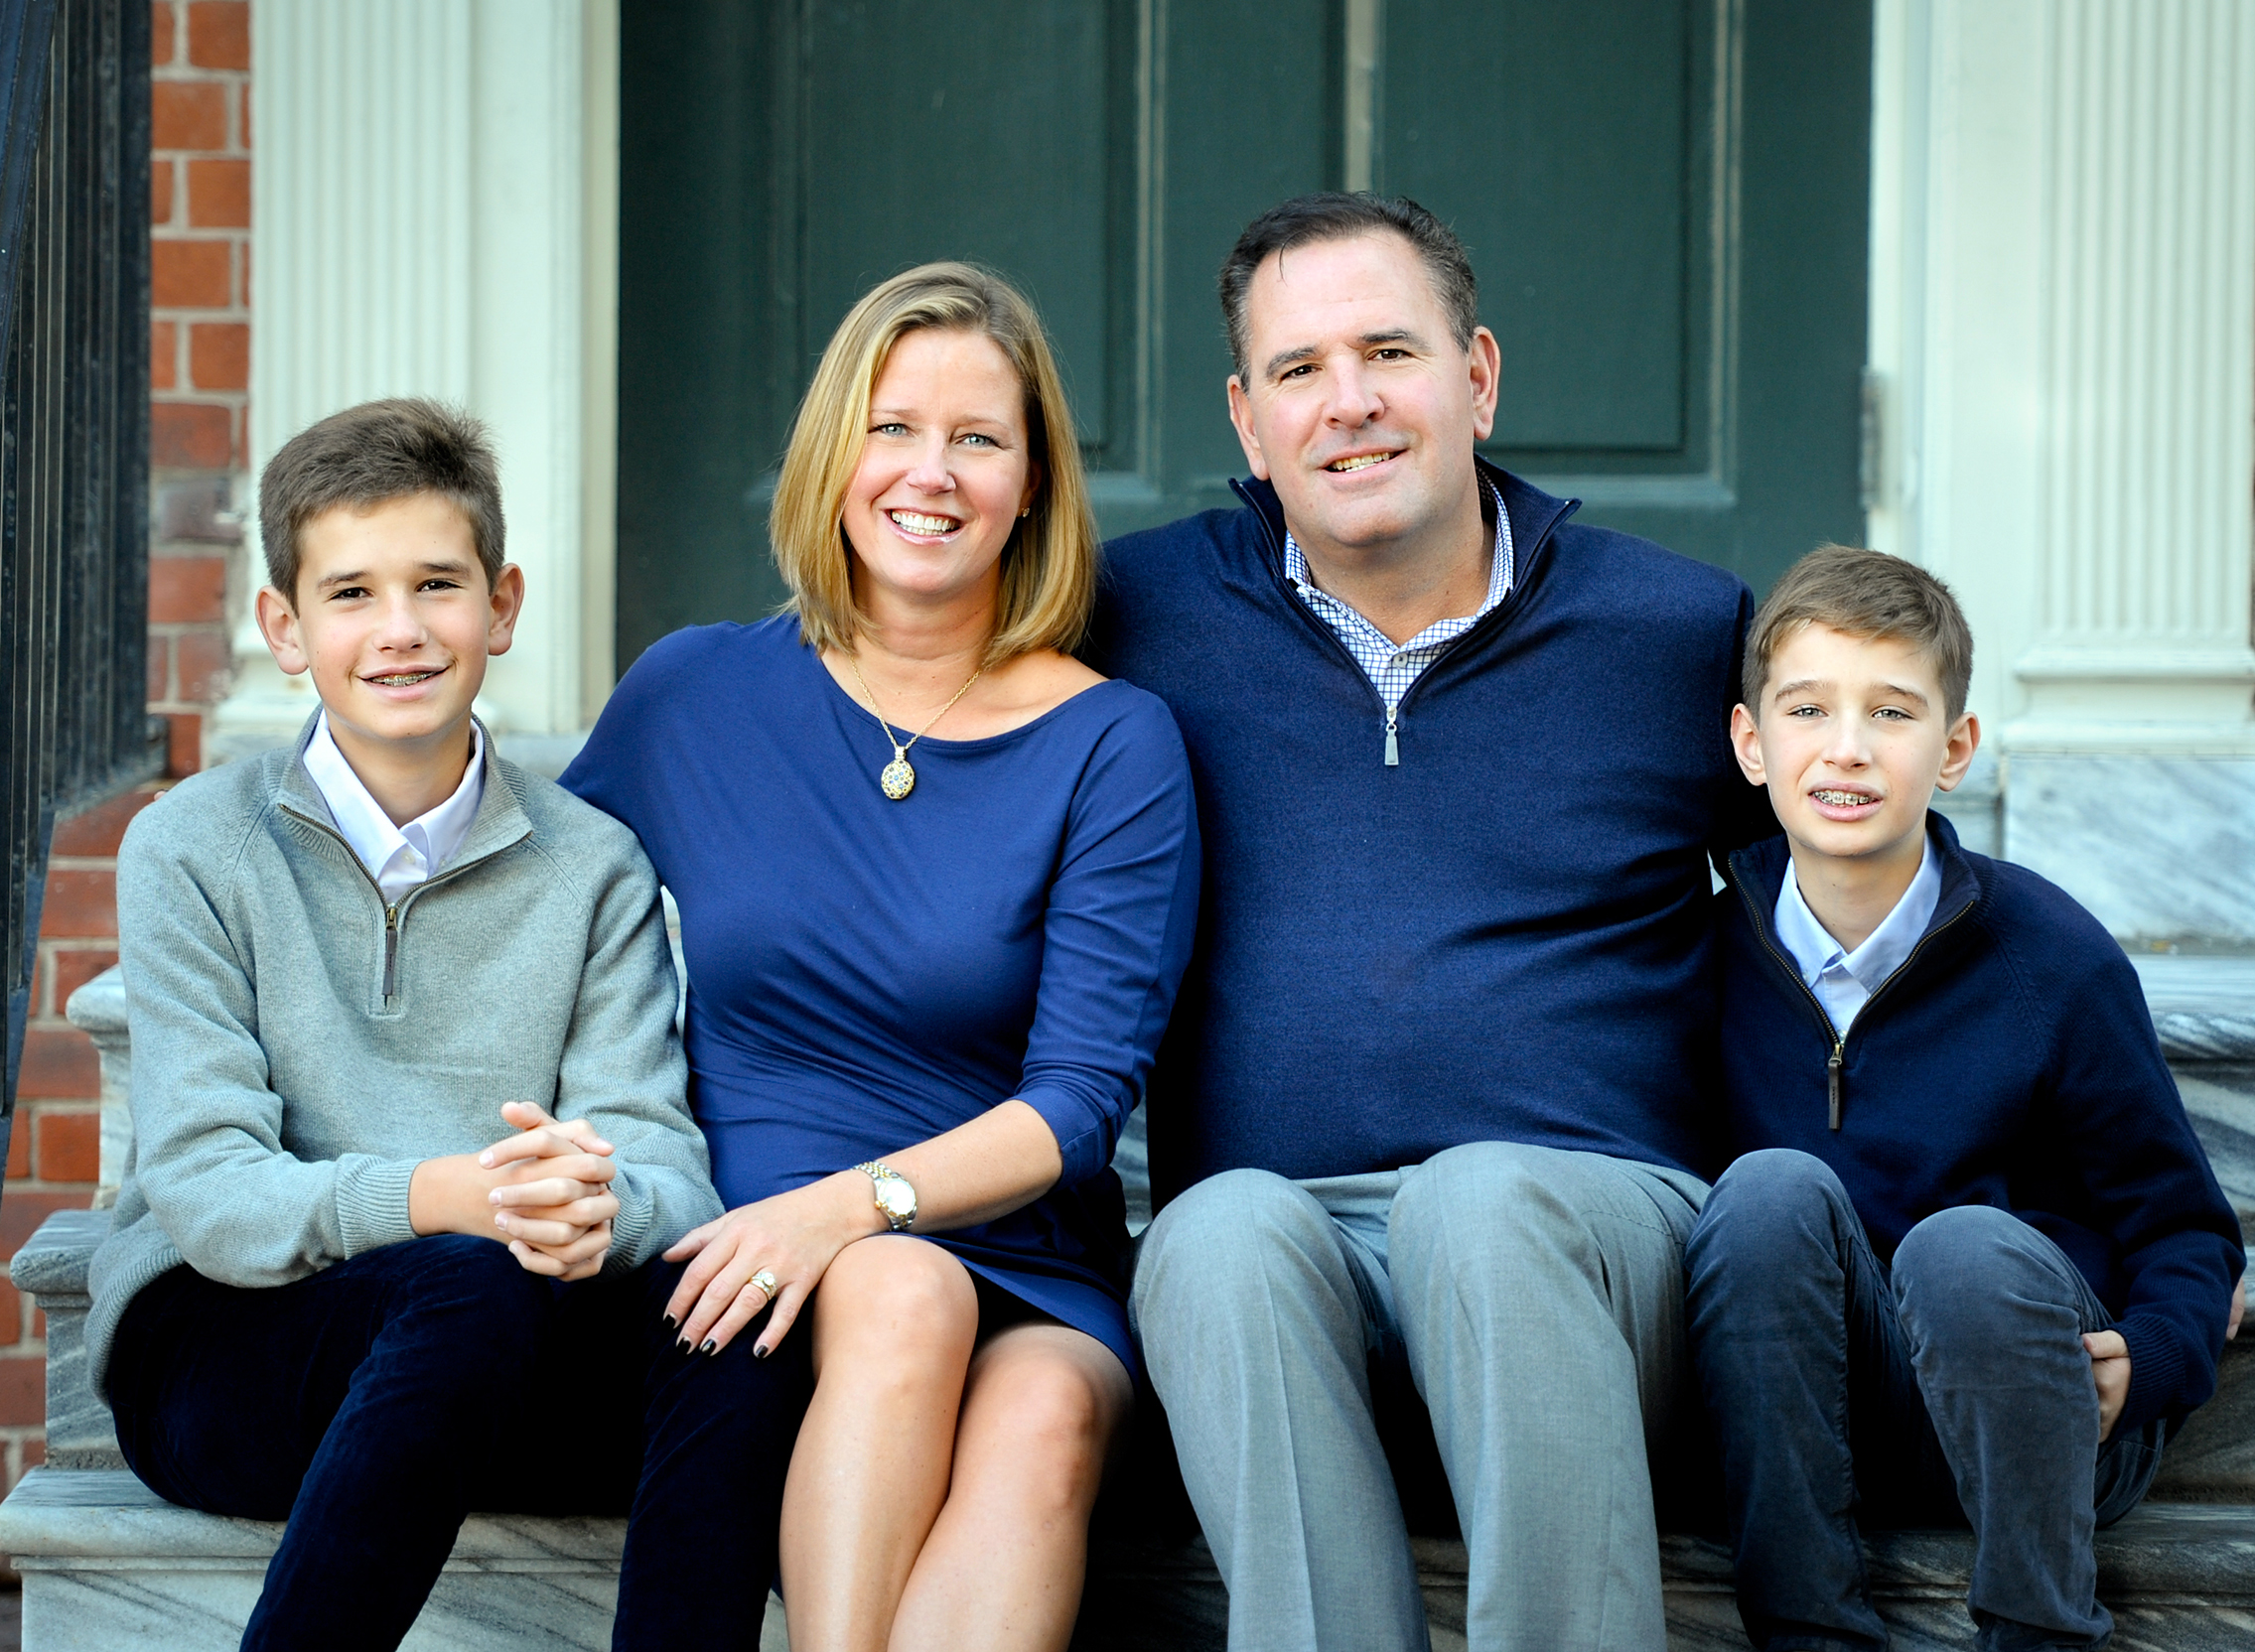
[3,1467,2252,1652]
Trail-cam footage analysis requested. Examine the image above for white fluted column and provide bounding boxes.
[219,0,618,749]
[1867,0,2255,943]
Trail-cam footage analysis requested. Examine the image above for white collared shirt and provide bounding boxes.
[1774,833,1942,1036]
[301,711,487,906]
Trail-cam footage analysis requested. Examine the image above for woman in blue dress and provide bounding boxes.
[562,263,1198,1652]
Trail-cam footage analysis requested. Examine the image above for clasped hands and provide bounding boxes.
[407,1100,620,1282]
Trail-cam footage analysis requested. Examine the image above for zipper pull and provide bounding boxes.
[1827,1045,1844,1131]
[383,903,399,999]
[1383,707,1399,766]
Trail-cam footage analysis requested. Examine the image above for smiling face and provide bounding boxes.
[256,490,522,773]
[841,326,1039,621]
[1225,231,1498,564]
[1733,622,1979,878]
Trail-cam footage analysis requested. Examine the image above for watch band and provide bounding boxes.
[854,1160,917,1232]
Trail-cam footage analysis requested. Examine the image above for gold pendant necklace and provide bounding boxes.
[844,650,985,800]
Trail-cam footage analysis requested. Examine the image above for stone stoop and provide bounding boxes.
[4,956,2252,1650]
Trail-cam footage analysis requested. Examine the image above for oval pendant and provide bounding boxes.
[880,758,916,800]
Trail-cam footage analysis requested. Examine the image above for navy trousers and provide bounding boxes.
[1686,1150,2164,1652]
[107,1235,812,1652]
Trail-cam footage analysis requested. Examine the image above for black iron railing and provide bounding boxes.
[0,0,159,1134]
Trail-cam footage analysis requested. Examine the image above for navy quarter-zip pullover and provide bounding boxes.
[1719,816,2245,1432]
[1086,462,1772,1204]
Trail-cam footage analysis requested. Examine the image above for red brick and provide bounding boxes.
[187,2,247,69]
[153,400,230,469]
[17,1032,98,1100]
[0,1281,19,1346]
[152,80,225,151]
[152,238,230,308]
[151,156,173,226]
[0,1357,44,1427]
[0,1192,90,1257]
[35,1112,99,1184]
[35,871,115,940]
[148,555,226,623]
[188,320,247,389]
[150,318,176,389]
[173,627,234,702]
[147,629,171,700]
[20,1437,44,1471]
[49,949,119,1010]
[51,787,159,857]
[5,1120,26,1180]
[240,81,251,149]
[152,2,175,65]
[165,711,204,777]
[186,158,247,228]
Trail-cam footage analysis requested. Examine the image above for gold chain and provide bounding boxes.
[844,650,985,800]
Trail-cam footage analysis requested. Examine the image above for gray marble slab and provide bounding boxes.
[0,1468,794,1651]
[2005,754,2255,947]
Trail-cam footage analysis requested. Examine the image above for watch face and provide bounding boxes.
[878,1179,916,1219]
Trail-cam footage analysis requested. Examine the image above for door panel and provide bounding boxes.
[615,0,1871,669]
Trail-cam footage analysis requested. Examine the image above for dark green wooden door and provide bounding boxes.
[615,0,1870,668]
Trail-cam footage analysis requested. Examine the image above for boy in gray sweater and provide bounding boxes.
[89,399,809,1652]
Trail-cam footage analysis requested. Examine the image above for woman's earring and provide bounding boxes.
[1019,507,1031,518]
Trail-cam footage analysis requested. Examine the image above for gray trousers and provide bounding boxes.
[1131,1141,1708,1652]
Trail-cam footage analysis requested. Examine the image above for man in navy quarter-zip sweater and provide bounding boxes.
[1086,194,1772,1652]
[1687,545,2242,1652]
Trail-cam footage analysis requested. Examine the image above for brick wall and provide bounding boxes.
[2,2,251,1491]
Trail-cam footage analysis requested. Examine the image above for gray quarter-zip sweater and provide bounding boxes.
[86,717,721,1396]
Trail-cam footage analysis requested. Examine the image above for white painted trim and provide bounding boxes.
[223,0,606,747]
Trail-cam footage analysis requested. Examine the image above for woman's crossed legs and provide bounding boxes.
[779,1233,1133,1652]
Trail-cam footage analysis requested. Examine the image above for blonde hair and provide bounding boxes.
[769,262,1098,665]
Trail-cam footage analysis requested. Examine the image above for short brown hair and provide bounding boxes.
[258,398,505,605]
[1218,193,1479,383]
[770,262,1096,666]
[1744,544,1974,721]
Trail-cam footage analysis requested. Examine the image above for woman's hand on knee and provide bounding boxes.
[663,1172,886,1357]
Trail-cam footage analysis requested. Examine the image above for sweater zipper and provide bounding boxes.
[1737,878,1851,1126]
[1735,870,1977,1132]
[278,802,530,1002]
[1236,481,1535,767]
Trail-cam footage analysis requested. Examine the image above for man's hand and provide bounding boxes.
[2229,1277,2245,1341]
[2081,1330,2131,1442]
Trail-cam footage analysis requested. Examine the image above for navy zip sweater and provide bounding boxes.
[1719,817,2245,1433]
[1086,462,1772,1204]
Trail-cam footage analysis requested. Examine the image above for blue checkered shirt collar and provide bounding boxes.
[1282,478,1515,712]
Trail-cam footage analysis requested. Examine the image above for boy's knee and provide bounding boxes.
[377,1236,555,1358]
[1893,1205,2069,1342]
[1693,1150,1852,1253]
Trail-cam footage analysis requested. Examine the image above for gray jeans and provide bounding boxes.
[1130,1141,1709,1652]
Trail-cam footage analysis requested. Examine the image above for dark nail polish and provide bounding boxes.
[661,1313,678,1333]
[753,1344,770,1360]
[674,1336,691,1355]
[699,1338,717,1357]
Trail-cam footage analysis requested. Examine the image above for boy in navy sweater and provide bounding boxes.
[1686,545,2244,1652]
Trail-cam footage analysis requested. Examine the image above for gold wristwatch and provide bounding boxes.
[855,1161,917,1232]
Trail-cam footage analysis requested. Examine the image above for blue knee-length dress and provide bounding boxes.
[561,618,1199,1377]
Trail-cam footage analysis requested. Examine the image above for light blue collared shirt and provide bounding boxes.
[1774,833,1942,1036]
